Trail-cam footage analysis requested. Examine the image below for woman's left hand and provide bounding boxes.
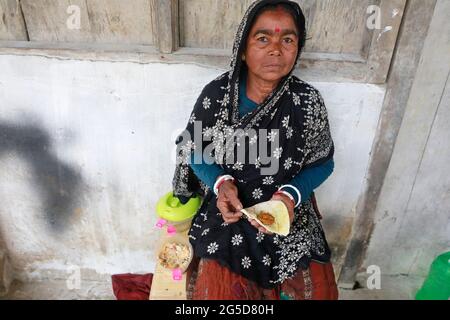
[271,193,295,224]
[248,193,295,235]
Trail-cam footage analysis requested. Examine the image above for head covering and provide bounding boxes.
[172,0,334,288]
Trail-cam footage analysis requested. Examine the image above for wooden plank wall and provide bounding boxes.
[0,0,27,40]
[0,0,408,83]
[20,0,154,44]
[179,0,254,50]
[304,0,374,55]
[180,0,375,57]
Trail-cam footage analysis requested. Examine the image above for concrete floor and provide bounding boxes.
[339,274,424,300]
[2,279,115,300]
[1,274,423,300]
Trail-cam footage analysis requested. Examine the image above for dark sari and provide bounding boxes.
[172,0,335,294]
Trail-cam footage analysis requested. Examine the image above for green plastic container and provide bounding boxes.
[156,192,202,232]
[415,252,450,300]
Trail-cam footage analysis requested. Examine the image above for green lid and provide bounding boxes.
[156,191,202,222]
[415,252,450,300]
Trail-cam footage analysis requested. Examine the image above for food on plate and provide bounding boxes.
[158,242,191,270]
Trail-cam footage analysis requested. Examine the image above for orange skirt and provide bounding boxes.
[188,258,339,300]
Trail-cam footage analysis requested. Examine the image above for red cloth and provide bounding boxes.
[111,273,153,300]
[191,259,338,300]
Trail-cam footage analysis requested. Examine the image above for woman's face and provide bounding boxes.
[244,7,299,83]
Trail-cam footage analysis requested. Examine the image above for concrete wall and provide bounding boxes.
[361,0,450,284]
[0,53,385,282]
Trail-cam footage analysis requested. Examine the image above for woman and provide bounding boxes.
[172,0,337,300]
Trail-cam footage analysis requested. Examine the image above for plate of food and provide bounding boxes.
[157,235,193,273]
[241,200,291,236]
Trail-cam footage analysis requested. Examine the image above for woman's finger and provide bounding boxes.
[257,225,272,234]
[249,218,259,228]
[216,200,229,215]
[249,218,263,229]
[222,210,238,219]
[223,214,241,224]
[217,198,236,214]
[260,227,273,235]
[222,196,242,217]
[248,218,273,235]
[221,209,242,224]
[228,195,243,212]
[223,217,240,224]
[222,189,243,211]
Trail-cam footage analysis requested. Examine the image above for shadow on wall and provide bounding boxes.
[0,121,84,233]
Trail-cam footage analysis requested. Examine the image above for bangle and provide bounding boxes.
[278,185,302,208]
[274,190,295,207]
[214,175,235,195]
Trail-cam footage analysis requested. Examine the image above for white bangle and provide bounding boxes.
[277,190,295,205]
[214,175,235,196]
[279,185,302,208]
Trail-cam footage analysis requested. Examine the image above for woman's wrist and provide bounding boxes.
[274,190,296,208]
[214,175,235,195]
[278,185,302,208]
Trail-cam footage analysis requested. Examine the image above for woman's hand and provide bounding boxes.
[271,193,295,224]
[248,218,274,235]
[216,180,243,224]
[248,193,295,235]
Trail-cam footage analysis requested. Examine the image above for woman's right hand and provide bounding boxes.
[216,180,243,224]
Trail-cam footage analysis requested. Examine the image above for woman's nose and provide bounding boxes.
[269,50,281,56]
[268,42,282,56]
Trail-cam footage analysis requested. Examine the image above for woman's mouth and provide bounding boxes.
[263,64,282,69]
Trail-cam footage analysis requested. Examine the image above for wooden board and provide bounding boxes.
[20,0,154,44]
[180,0,374,55]
[149,229,191,300]
[0,0,28,41]
[149,262,188,300]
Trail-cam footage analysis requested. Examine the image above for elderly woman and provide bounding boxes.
[172,0,337,300]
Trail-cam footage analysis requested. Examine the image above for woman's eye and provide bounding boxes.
[284,38,294,44]
[257,37,268,43]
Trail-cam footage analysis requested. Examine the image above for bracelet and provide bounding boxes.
[274,190,295,208]
[214,175,235,196]
[278,185,302,208]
